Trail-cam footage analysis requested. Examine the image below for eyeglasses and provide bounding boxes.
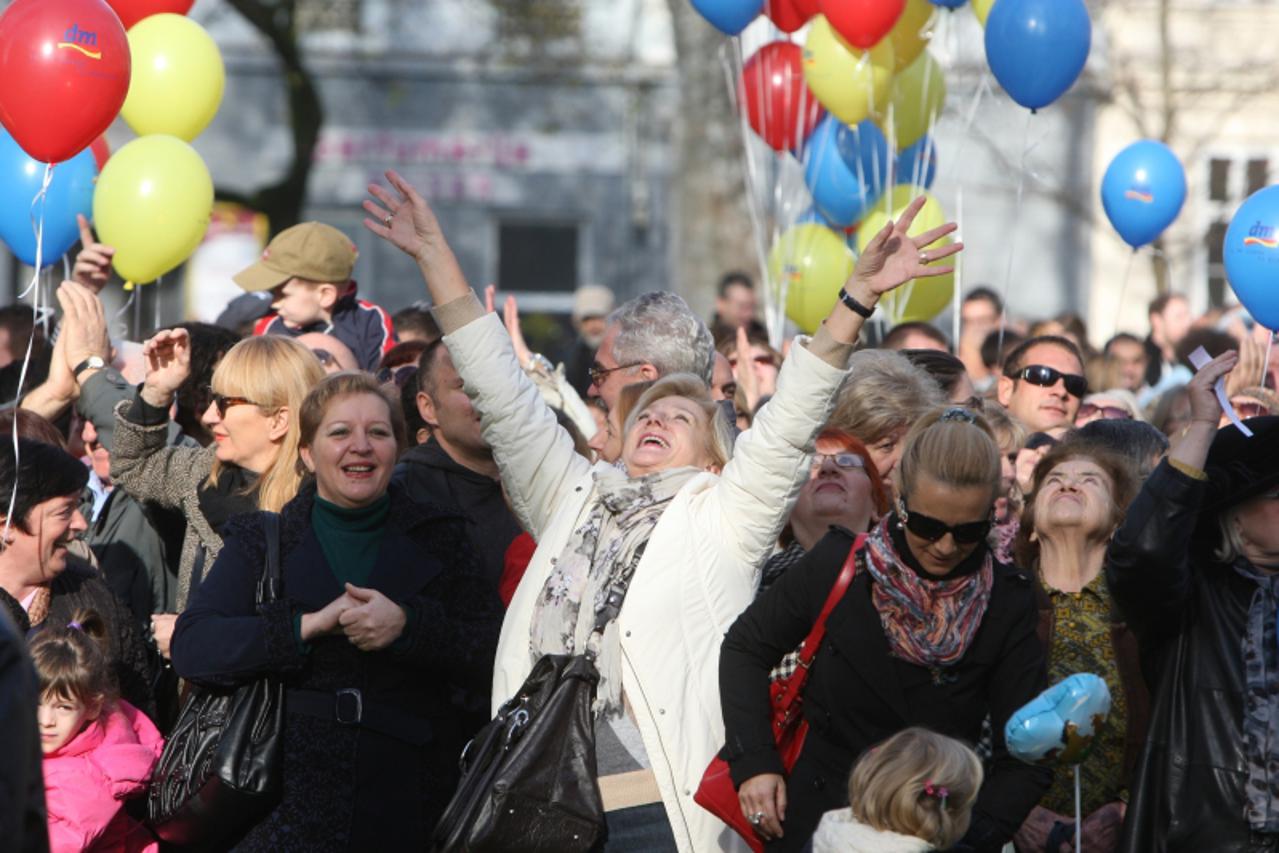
[1077,402,1133,421]
[376,364,417,388]
[1011,365,1088,399]
[899,502,992,545]
[588,360,642,386]
[204,386,263,418]
[811,452,866,471]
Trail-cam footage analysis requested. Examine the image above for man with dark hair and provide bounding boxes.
[1074,420,1169,480]
[882,321,950,352]
[392,302,441,345]
[0,305,50,404]
[998,335,1088,434]
[1144,293,1192,387]
[711,271,758,341]
[960,286,1004,389]
[1103,332,1150,395]
[393,340,522,590]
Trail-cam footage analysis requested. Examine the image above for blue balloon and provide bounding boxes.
[803,117,888,228]
[984,0,1091,111]
[897,137,938,190]
[1005,673,1112,766]
[0,131,98,268]
[689,0,764,35]
[1100,140,1186,249]
[1224,186,1279,330]
[930,0,968,8]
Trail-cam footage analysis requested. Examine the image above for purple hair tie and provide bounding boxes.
[66,621,83,631]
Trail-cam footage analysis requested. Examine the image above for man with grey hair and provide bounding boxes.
[586,291,715,410]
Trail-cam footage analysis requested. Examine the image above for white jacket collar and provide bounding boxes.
[811,809,934,853]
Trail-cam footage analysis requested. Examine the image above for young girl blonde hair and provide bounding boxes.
[849,727,984,850]
[208,335,327,512]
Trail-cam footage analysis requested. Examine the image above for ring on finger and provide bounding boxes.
[384,214,394,228]
[748,812,765,826]
[918,251,929,263]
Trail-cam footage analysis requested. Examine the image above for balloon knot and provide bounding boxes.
[123,281,134,292]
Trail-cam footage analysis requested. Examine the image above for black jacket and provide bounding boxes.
[720,527,1051,853]
[0,607,47,853]
[392,439,523,591]
[171,482,502,851]
[1107,460,1278,852]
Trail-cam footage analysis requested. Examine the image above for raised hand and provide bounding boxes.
[140,328,192,408]
[57,281,111,377]
[1187,349,1238,424]
[851,195,961,298]
[502,294,534,368]
[363,170,448,263]
[71,214,115,293]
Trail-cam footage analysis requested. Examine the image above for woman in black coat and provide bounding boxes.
[171,373,502,851]
[1107,352,1279,852]
[720,406,1051,852]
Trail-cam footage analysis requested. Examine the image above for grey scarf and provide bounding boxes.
[530,466,698,716]
[1235,559,1279,832]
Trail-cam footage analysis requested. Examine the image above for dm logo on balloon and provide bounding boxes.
[1124,184,1153,204]
[1244,221,1279,249]
[58,24,102,59]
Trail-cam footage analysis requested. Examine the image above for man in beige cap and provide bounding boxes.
[235,222,396,371]
[561,283,615,397]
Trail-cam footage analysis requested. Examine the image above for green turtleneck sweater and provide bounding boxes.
[312,494,391,587]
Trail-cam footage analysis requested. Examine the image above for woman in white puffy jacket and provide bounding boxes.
[365,171,960,852]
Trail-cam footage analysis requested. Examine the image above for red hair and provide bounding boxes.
[815,427,890,515]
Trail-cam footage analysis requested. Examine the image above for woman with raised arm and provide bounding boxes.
[364,170,960,852]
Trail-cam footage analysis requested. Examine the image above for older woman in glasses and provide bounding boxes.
[1074,389,1144,428]
[720,406,1051,852]
[110,331,326,655]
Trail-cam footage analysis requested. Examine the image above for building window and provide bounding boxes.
[497,223,578,293]
[1209,158,1231,202]
[1247,158,1270,197]
[1206,219,1229,309]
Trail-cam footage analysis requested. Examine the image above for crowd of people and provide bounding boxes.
[0,169,1276,853]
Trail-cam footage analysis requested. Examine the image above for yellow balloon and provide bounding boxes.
[93,135,214,285]
[802,16,895,126]
[972,0,996,26]
[121,14,225,142]
[856,186,953,323]
[887,51,946,151]
[768,224,856,334]
[889,0,936,72]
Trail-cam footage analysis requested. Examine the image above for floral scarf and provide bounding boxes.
[531,465,698,716]
[1234,559,1279,833]
[863,515,994,678]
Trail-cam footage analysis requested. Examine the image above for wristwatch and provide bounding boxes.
[73,355,106,379]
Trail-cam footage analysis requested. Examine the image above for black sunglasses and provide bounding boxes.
[900,503,992,545]
[204,385,263,418]
[1011,364,1088,399]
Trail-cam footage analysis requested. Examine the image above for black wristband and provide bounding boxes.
[838,288,875,319]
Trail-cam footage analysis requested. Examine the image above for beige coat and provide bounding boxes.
[444,309,848,852]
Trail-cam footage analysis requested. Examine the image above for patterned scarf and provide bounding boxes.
[1234,560,1279,833]
[531,465,699,717]
[862,515,994,677]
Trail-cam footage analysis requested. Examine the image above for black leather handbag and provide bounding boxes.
[431,547,646,852]
[147,513,285,848]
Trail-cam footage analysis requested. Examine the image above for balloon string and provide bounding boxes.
[1113,248,1139,341]
[953,186,964,349]
[1074,764,1082,853]
[996,110,1034,356]
[1263,329,1274,389]
[133,279,143,339]
[112,287,137,342]
[154,275,162,333]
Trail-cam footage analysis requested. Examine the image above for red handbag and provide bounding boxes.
[695,536,864,851]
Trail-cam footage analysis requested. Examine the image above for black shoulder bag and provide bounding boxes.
[147,512,285,848]
[431,544,647,852]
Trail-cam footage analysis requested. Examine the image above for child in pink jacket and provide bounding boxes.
[31,610,163,853]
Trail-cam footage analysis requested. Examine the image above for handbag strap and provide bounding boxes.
[254,512,282,606]
[776,534,865,708]
[589,541,648,642]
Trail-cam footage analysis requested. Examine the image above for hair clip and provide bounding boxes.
[923,781,950,807]
[939,406,977,425]
[66,620,83,631]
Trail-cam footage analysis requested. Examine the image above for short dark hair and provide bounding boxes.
[883,322,951,352]
[1103,332,1144,355]
[963,287,1003,314]
[0,410,67,450]
[717,271,754,297]
[397,367,429,444]
[1148,292,1185,318]
[168,322,241,438]
[0,305,41,359]
[1075,419,1169,478]
[901,349,967,399]
[1175,328,1235,368]
[380,340,428,372]
[1002,335,1086,377]
[392,304,441,344]
[0,438,88,533]
[415,338,449,396]
[981,329,1023,371]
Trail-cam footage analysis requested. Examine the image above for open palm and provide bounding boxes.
[362,170,448,261]
[854,195,961,297]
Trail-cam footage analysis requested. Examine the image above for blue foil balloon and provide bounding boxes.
[1101,140,1186,249]
[1005,673,1112,766]
[1224,186,1279,330]
[897,136,938,189]
[930,0,968,8]
[984,0,1092,111]
[803,117,887,229]
[689,0,764,35]
[0,130,98,268]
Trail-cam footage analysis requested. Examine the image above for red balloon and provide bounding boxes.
[105,0,194,31]
[793,0,821,15]
[0,0,130,164]
[90,135,110,171]
[766,0,811,32]
[740,42,824,153]
[819,0,905,49]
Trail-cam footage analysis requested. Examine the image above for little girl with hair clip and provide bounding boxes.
[31,610,163,853]
[810,727,984,853]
